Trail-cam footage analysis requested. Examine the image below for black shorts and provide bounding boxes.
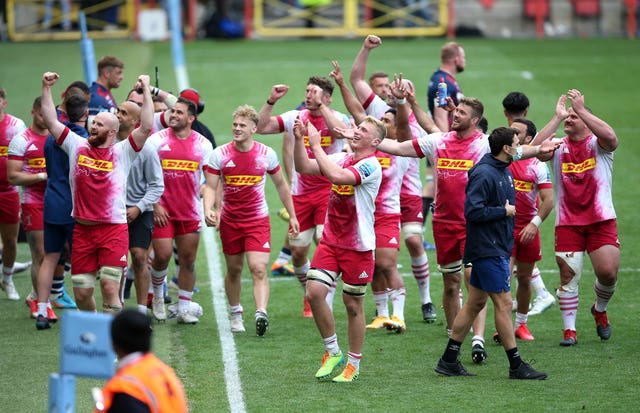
[128,210,154,249]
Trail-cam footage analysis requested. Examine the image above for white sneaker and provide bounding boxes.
[177,309,199,324]
[230,317,245,333]
[167,301,203,319]
[1,280,20,300]
[529,293,556,316]
[152,297,166,321]
[13,261,32,274]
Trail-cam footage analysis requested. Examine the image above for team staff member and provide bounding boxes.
[95,309,187,412]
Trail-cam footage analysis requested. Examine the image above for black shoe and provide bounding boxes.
[492,332,502,344]
[35,315,51,330]
[471,344,487,364]
[435,358,475,376]
[123,278,133,299]
[164,294,172,304]
[255,311,269,337]
[509,362,548,380]
[421,302,437,323]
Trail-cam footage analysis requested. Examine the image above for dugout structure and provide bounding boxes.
[247,0,449,38]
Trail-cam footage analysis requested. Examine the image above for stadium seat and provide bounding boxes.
[570,0,600,18]
[523,0,550,19]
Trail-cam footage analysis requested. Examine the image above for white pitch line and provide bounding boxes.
[203,226,246,413]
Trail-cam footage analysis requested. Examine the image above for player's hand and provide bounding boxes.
[269,84,289,103]
[333,126,354,140]
[135,75,150,92]
[555,94,569,120]
[293,117,306,141]
[329,61,345,85]
[153,204,169,228]
[519,223,537,244]
[42,72,59,87]
[390,74,406,99]
[306,122,321,147]
[364,34,381,49]
[567,89,585,112]
[204,209,218,227]
[505,200,516,217]
[288,216,300,239]
[126,206,141,224]
[538,133,561,154]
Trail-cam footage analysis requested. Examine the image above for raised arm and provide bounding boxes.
[293,118,320,175]
[41,72,65,139]
[130,75,153,148]
[532,94,568,147]
[377,137,420,157]
[406,85,441,135]
[568,89,618,152]
[330,60,366,125]
[306,122,355,185]
[349,35,381,104]
[257,84,289,134]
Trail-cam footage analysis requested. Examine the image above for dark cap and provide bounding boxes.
[111,309,152,354]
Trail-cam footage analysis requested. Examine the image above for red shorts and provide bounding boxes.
[0,191,20,224]
[72,223,129,274]
[374,213,401,249]
[311,242,374,285]
[292,191,329,233]
[555,219,620,253]
[512,226,542,263]
[21,203,44,232]
[152,220,201,239]
[400,193,422,225]
[219,216,270,255]
[432,220,466,265]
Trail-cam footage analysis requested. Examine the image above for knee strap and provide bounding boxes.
[556,251,584,293]
[71,273,96,289]
[439,260,463,276]
[98,266,124,283]
[307,268,337,289]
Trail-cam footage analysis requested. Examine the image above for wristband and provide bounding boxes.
[37,172,46,181]
[396,98,406,105]
[266,100,275,106]
[150,86,160,97]
[530,215,542,227]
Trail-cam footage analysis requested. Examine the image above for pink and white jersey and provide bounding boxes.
[147,128,213,221]
[151,111,169,134]
[414,130,488,225]
[208,140,280,222]
[0,114,27,193]
[278,108,347,196]
[375,150,408,214]
[550,134,616,226]
[400,158,422,197]
[8,127,48,205]
[321,152,381,251]
[509,157,552,228]
[57,127,140,223]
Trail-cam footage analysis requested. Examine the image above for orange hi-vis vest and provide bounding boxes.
[97,353,188,413]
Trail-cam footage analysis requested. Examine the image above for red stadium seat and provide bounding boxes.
[570,0,600,17]
[523,0,550,19]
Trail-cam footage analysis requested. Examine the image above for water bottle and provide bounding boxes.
[437,77,447,107]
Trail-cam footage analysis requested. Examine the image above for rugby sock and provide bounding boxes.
[37,302,48,318]
[594,280,616,312]
[275,247,292,266]
[372,290,389,318]
[347,352,362,371]
[230,305,243,320]
[557,289,579,331]
[411,253,431,304]
[2,265,14,284]
[531,266,550,298]
[471,336,485,349]
[389,287,406,321]
[506,347,523,370]
[50,275,64,299]
[294,260,310,293]
[150,267,168,298]
[515,312,528,328]
[323,333,340,356]
[442,338,462,363]
[178,289,193,313]
[137,304,147,314]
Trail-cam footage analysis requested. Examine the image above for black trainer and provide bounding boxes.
[421,302,437,323]
[35,315,51,330]
[509,362,548,380]
[471,343,487,364]
[255,311,269,337]
[435,358,475,376]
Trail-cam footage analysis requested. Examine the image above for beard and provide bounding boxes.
[88,133,108,147]
[456,64,465,73]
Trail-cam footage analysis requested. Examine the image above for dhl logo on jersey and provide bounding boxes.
[78,155,113,171]
[331,184,355,195]
[514,179,533,192]
[225,175,262,186]
[562,158,595,174]
[303,135,332,147]
[162,159,199,172]
[28,158,46,168]
[437,158,474,171]
[376,157,391,169]
[0,146,7,157]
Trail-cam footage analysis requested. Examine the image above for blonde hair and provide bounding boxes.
[233,104,259,125]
